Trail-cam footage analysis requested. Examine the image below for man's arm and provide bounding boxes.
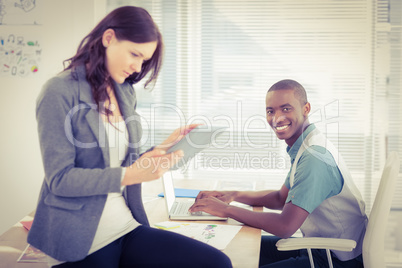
[225,201,309,238]
[190,184,309,238]
[233,184,289,209]
[194,184,289,209]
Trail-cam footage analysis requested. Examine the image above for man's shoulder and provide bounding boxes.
[299,145,338,169]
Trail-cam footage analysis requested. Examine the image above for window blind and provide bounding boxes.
[107,0,402,213]
[386,0,402,209]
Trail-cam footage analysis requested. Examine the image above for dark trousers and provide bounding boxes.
[54,225,232,268]
[259,235,364,268]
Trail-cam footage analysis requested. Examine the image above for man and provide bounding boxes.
[190,79,367,268]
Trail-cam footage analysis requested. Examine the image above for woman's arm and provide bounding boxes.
[121,148,183,185]
[122,124,200,185]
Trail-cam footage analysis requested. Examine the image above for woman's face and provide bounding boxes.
[102,29,157,84]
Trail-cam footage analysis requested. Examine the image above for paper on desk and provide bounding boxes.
[155,221,242,250]
[20,220,33,231]
[17,244,47,263]
[15,215,33,230]
[231,201,253,210]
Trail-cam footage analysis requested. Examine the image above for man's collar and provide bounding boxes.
[286,123,316,162]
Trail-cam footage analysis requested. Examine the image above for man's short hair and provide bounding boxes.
[268,79,308,105]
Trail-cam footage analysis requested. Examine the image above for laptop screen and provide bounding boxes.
[162,172,176,210]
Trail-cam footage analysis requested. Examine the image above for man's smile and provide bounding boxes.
[275,124,290,132]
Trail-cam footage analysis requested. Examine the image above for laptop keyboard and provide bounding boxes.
[172,201,202,216]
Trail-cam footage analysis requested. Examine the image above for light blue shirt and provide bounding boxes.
[284,124,343,213]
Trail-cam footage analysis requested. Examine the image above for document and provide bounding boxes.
[17,245,47,263]
[155,221,242,250]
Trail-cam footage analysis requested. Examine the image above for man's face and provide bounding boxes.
[265,89,310,147]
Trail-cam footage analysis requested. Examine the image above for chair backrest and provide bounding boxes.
[363,151,400,268]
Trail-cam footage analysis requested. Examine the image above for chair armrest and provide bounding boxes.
[276,237,356,252]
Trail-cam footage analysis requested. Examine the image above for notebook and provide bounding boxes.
[162,172,227,221]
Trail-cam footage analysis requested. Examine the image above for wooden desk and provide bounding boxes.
[0,179,262,268]
[144,179,262,268]
[0,212,44,268]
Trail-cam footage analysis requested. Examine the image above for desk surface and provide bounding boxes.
[144,179,262,268]
[0,179,262,268]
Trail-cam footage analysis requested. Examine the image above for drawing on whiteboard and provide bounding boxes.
[0,0,40,25]
[0,34,41,77]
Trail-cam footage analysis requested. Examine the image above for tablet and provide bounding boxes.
[167,125,227,170]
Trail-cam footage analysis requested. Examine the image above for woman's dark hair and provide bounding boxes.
[64,6,163,115]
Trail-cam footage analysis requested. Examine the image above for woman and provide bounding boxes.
[27,6,232,268]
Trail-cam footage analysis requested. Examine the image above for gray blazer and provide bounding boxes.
[27,65,149,262]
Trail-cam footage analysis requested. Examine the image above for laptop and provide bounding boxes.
[162,172,227,221]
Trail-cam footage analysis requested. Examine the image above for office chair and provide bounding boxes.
[276,151,400,268]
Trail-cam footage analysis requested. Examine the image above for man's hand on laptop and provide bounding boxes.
[189,195,230,218]
[195,190,237,204]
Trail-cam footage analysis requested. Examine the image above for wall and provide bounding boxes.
[0,0,105,235]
